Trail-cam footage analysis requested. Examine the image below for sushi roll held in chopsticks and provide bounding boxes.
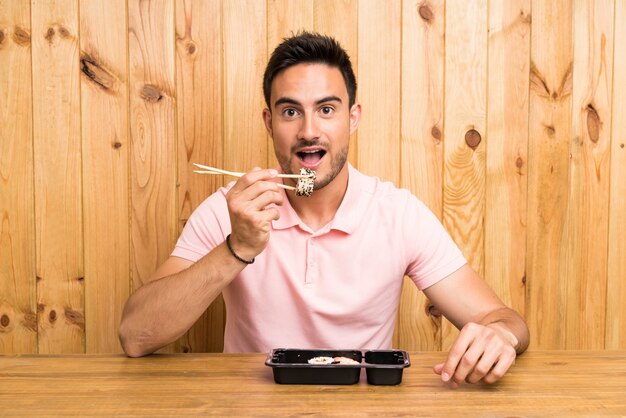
[295,168,316,197]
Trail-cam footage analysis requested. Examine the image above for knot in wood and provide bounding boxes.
[431,125,441,141]
[80,53,116,91]
[464,129,481,150]
[45,27,55,42]
[13,26,31,46]
[0,29,5,45]
[49,310,57,322]
[186,41,196,55]
[418,4,434,23]
[65,308,85,328]
[427,304,441,318]
[23,312,37,332]
[0,314,9,327]
[586,104,600,143]
[58,25,71,38]
[140,84,163,102]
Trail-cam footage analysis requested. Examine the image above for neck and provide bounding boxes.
[286,164,349,232]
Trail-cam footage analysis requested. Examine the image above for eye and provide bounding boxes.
[320,106,334,116]
[282,108,299,118]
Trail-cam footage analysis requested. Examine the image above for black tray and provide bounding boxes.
[265,348,410,385]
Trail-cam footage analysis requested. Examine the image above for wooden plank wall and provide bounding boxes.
[0,0,36,353]
[31,0,83,353]
[81,0,130,354]
[0,0,625,354]
[175,0,224,353]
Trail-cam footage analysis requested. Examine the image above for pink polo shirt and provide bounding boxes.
[172,164,466,352]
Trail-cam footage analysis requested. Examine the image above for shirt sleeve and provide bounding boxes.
[171,186,231,263]
[403,196,467,290]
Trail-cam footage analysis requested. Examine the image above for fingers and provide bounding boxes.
[230,168,278,195]
[482,347,515,384]
[225,168,284,260]
[228,178,283,223]
[230,170,284,208]
[450,335,487,385]
[440,322,517,388]
[440,323,480,385]
[465,344,500,384]
[433,362,458,389]
[433,363,444,375]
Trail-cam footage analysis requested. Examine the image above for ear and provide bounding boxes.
[263,108,273,137]
[349,103,361,135]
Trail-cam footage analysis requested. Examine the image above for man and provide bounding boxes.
[119,32,529,388]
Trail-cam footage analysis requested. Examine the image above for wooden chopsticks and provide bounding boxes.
[192,163,314,191]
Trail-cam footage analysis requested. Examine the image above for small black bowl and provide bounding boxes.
[363,350,410,385]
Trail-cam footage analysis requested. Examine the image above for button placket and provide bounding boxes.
[304,237,317,284]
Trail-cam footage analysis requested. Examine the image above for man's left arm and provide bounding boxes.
[423,264,530,388]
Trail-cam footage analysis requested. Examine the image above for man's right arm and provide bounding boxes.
[118,244,245,357]
[118,168,283,357]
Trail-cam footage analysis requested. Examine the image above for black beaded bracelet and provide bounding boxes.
[226,234,255,265]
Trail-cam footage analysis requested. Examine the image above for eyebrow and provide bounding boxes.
[273,95,343,108]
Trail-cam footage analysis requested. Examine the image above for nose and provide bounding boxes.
[297,112,320,141]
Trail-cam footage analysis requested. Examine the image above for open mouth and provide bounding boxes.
[296,149,326,167]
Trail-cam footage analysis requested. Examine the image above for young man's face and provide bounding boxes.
[263,63,360,192]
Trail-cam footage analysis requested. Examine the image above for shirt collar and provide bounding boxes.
[271,163,368,234]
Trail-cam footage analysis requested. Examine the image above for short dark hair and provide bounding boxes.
[263,31,357,109]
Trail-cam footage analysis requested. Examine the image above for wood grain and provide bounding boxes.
[223,0,267,172]
[356,0,401,184]
[0,0,37,353]
[485,0,530,315]
[314,0,358,167]
[606,0,626,349]
[31,0,84,354]
[563,0,613,349]
[442,0,488,350]
[268,0,313,49]
[128,0,177,286]
[526,0,573,349]
[395,0,446,351]
[175,0,225,353]
[1,351,625,416]
[80,0,129,354]
[266,0,314,169]
[128,0,178,351]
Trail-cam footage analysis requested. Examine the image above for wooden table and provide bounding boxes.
[1,351,625,416]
